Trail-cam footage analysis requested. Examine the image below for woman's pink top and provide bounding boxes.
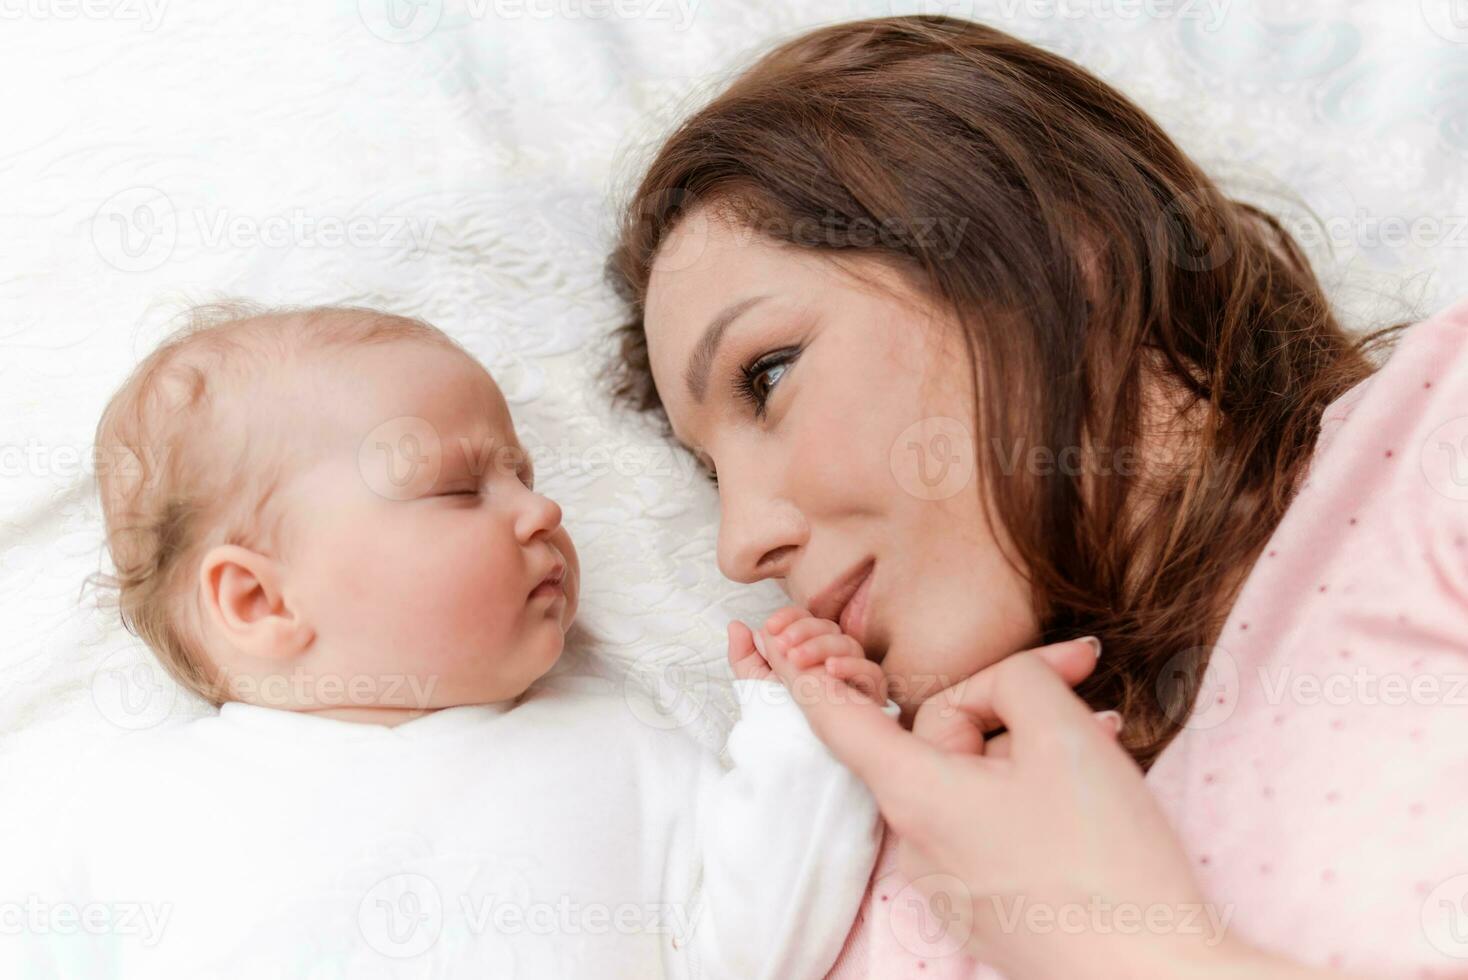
[826,295,1468,979]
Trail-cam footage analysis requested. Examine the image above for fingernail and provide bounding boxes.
[1095,710,1123,734]
[752,631,768,657]
[1080,635,1102,658]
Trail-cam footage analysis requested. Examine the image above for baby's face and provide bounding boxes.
[270,340,580,709]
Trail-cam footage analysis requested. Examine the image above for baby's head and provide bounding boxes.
[96,303,580,722]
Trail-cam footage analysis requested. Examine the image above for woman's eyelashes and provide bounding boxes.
[701,345,803,486]
[733,345,801,421]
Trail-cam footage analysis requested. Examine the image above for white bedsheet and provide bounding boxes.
[2,0,1466,777]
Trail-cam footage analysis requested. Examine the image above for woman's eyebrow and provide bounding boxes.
[684,294,769,403]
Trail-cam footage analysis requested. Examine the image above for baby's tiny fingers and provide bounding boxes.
[727,621,771,681]
[773,616,841,653]
[763,605,813,637]
[787,632,863,670]
[728,620,756,661]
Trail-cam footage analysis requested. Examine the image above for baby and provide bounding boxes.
[7,305,891,979]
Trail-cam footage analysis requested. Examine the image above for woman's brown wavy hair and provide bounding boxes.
[602,15,1400,769]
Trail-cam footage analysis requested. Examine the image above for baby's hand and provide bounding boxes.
[727,620,773,681]
[756,606,888,704]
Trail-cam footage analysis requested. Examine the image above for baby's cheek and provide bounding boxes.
[319,509,525,658]
[430,543,523,632]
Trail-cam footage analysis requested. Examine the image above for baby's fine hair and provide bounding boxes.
[94,302,465,704]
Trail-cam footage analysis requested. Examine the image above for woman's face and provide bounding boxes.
[642,208,1039,713]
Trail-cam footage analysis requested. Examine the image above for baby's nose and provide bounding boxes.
[515,489,563,542]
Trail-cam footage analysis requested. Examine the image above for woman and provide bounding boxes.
[603,15,1466,979]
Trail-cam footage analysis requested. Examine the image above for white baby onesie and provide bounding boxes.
[3,673,884,979]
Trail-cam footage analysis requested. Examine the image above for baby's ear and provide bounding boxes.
[198,544,313,663]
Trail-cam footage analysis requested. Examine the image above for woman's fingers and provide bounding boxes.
[769,629,1111,836]
[982,710,1124,760]
[825,654,888,702]
[985,646,1105,750]
[912,637,1101,746]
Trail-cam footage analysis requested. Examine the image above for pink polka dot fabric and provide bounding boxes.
[827,296,1468,979]
[824,828,999,980]
[1148,294,1468,977]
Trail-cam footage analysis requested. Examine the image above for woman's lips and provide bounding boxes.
[837,563,875,647]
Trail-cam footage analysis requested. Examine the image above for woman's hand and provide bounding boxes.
[758,627,1268,980]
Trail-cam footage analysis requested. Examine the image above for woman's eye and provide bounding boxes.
[756,362,788,397]
[736,346,800,420]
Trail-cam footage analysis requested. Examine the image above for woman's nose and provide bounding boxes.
[714,472,804,584]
